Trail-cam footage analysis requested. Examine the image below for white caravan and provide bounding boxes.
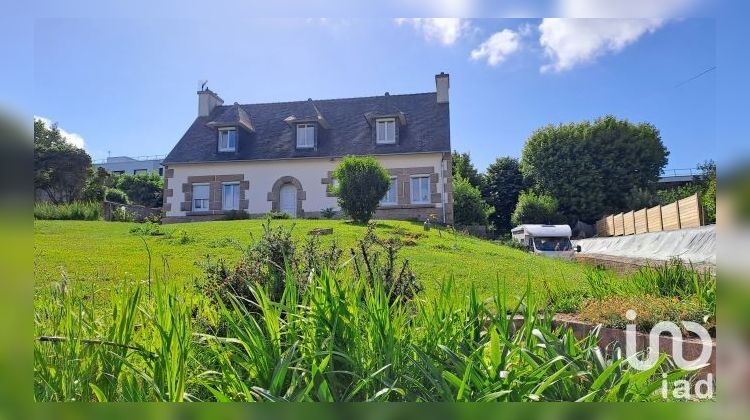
[510,224,580,259]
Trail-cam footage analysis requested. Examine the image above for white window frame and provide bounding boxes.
[218,128,237,152]
[376,118,396,144]
[380,176,398,206]
[133,169,148,175]
[410,175,431,204]
[221,182,240,211]
[192,183,210,212]
[296,124,315,149]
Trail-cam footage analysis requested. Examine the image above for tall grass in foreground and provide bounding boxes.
[34,201,102,221]
[34,269,694,402]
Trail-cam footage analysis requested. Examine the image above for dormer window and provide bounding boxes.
[296,123,315,149]
[376,118,396,144]
[218,128,237,152]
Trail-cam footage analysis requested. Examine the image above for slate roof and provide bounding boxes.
[163,92,450,164]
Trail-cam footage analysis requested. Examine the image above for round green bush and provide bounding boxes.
[333,156,390,224]
[105,188,130,205]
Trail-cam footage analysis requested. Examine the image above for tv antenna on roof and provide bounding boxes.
[198,80,208,91]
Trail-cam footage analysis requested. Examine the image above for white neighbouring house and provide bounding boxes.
[162,73,453,224]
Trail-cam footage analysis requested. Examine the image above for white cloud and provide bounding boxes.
[470,29,521,66]
[394,18,472,46]
[538,18,664,72]
[34,116,85,149]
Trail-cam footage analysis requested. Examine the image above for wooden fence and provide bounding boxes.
[595,193,703,237]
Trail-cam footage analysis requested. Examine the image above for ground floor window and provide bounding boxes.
[192,183,209,211]
[410,175,430,204]
[380,176,398,205]
[222,182,240,211]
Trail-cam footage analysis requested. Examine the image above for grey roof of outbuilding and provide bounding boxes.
[163,92,450,164]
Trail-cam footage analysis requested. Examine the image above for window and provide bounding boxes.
[410,176,430,204]
[158,168,164,176]
[296,124,315,149]
[380,177,398,205]
[192,184,210,211]
[133,169,147,175]
[222,183,240,211]
[376,118,396,144]
[112,170,124,175]
[218,128,237,152]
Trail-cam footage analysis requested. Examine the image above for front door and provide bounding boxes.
[279,184,297,217]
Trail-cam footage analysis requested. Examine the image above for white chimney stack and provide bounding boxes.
[435,72,449,104]
[198,88,224,117]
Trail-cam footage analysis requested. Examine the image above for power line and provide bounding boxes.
[672,66,716,89]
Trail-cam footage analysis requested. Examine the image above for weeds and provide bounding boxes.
[34,201,102,221]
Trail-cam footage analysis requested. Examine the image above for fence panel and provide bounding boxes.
[595,218,608,237]
[634,209,648,234]
[678,194,702,228]
[623,211,635,235]
[662,202,680,231]
[647,205,663,232]
[608,215,615,236]
[613,213,624,236]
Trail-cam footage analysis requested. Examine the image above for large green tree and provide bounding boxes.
[520,116,668,222]
[452,176,489,226]
[34,119,92,204]
[482,157,524,232]
[113,172,164,208]
[451,150,484,189]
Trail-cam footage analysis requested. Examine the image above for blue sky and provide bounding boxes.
[29,16,715,171]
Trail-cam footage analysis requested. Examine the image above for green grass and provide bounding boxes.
[34,201,102,221]
[34,219,593,301]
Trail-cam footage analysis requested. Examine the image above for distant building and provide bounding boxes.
[94,155,165,176]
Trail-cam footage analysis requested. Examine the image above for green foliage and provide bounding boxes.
[34,201,102,221]
[511,191,562,226]
[521,116,668,222]
[81,167,113,202]
[34,119,93,204]
[333,156,391,224]
[265,211,291,219]
[320,207,336,219]
[483,157,524,233]
[113,172,164,208]
[105,188,130,204]
[223,210,249,220]
[111,205,136,222]
[34,269,693,401]
[130,222,165,236]
[451,150,484,189]
[453,176,489,226]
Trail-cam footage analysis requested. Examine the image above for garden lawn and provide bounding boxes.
[34,219,594,302]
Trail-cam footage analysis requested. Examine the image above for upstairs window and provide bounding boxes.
[296,124,315,149]
[410,175,430,204]
[376,118,396,144]
[218,128,237,152]
[192,183,210,211]
[380,176,398,205]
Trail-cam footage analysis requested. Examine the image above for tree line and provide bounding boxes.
[451,115,716,235]
[34,119,164,208]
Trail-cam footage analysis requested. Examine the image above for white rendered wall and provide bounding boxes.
[166,153,446,217]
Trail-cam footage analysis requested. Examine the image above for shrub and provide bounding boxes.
[333,156,390,224]
[105,188,130,205]
[129,222,165,236]
[511,191,562,226]
[453,176,489,226]
[320,207,335,219]
[34,201,102,221]
[223,210,249,220]
[113,172,164,208]
[265,211,290,220]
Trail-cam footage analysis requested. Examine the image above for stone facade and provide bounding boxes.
[179,174,250,216]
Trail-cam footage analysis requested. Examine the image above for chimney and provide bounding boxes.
[197,88,224,117]
[435,72,449,104]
